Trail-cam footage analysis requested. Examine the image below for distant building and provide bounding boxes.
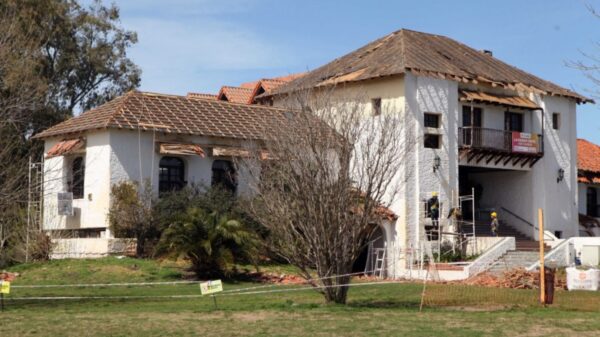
[577,139,600,236]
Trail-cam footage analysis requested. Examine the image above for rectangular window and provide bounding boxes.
[462,106,482,127]
[552,113,560,130]
[504,111,523,132]
[69,156,85,199]
[424,134,441,149]
[371,98,381,116]
[588,187,598,218]
[424,113,440,128]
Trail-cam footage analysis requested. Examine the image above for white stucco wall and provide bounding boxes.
[531,94,579,238]
[272,75,408,254]
[109,129,256,197]
[43,129,258,239]
[402,73,459,248]
[43,131,112,233]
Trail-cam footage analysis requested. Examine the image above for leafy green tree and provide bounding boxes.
[158,207,260,278]
[0,0,140,266]
[2,0,141,135]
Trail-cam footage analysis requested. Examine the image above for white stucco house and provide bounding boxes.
[32,92,293,257]
[258,29,596,277]
[34,28,596,275]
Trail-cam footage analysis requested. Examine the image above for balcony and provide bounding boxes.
[458,127,543,168]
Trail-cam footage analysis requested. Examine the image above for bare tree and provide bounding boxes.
[242,87,411,304]
[0,8,46,266]
[568,3,600,100]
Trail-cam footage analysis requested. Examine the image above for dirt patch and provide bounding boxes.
[453,269,567,290]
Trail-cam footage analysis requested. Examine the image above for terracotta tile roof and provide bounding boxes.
[578,139,600,173]
[239,81,259,89]
[33,91,292,140]
[46,138,85,158]
[577,139,600,184]
[217,86,254,104]
[269,29,591,103]
[248,73,307,104]
[186,92,217,100]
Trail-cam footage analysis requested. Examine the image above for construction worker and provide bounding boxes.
[424,192,440,241]
[428,192,440,228]
[490,211,499,237]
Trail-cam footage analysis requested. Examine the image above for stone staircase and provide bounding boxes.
[487,250,540,275]
[461,219,551,275]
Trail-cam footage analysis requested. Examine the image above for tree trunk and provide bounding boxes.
[136,234,146,257]
[322,276,350,304]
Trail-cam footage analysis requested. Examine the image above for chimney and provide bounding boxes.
[481,49,493,56]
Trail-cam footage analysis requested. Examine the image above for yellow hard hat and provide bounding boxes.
[491,212,497,217]
[432,192,438,197]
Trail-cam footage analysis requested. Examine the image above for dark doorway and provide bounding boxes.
[352,225,385,273]
[212,160,237,194]
[587,187,598,217]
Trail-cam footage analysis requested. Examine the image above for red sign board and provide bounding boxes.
[512,132,539,153]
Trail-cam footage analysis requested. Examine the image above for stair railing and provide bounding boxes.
[499,207,537,239]
[526,237,575,271]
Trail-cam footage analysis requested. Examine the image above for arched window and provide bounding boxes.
[71,157,85,199]
[211,160,237,194]
[159,157,185,194]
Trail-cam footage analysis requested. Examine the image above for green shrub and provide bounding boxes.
[108,180,158,257]
[157,205,260,278]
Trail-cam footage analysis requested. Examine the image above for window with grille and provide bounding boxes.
[70,156,85,199]
[159,157,185,195]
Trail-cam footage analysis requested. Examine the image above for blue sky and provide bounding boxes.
[111,0,600,143]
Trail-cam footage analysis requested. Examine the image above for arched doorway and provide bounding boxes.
[352,224,386,276]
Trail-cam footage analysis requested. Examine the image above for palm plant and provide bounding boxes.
[158,207,259,278]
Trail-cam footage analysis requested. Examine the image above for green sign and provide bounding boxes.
[200,280,223,295]
[0,281,10,294]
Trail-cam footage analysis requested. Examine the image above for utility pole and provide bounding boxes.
[538,208,545,305]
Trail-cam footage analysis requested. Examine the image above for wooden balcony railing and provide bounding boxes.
[458,127,543,155]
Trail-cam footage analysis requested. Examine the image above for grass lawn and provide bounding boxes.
[1,257,599,337]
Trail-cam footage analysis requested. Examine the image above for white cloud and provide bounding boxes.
[128,18,288,71]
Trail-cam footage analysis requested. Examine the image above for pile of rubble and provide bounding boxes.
[0,271,18,282]
[463,269,567,290]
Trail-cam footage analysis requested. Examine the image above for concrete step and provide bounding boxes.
[487,250,539,275]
